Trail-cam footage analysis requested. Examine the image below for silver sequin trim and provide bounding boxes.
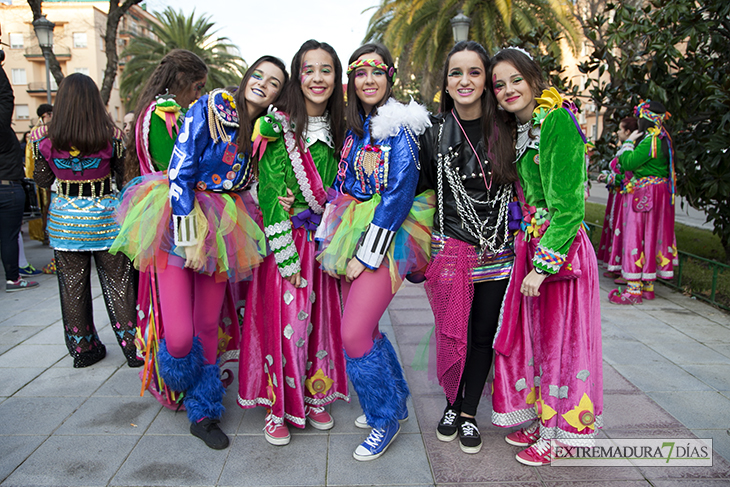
[559,386,569,399]
[515,378,527,392]
[265,220,292,237]
[549,385,559,398]
[298,310,309,321]
[309,291,316,303]
[283,324,294,340]
[283,291,294,305]
[307,323,313,336]
[286,376,296,389]
[296,338,305,348]
[577,370,590,382]
[316,350,328,360]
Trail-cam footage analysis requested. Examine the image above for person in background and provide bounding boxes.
[31,73,139,367]
[1,65,39,292]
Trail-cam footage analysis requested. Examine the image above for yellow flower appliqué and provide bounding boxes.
[562,393,595,432]
[656,251,670,267]
[217,328,232,355]
[69,147,81,157]
[635,251,645,268]
[534,388,557,421]
[305,369,333,396]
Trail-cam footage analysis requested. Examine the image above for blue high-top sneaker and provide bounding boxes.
[346,337,402,461]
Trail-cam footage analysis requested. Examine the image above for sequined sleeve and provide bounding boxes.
[32,144,56,189]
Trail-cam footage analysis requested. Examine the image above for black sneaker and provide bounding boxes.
[190,418,230,450]
[73,345,107,368]
[458,417,482,454]
[437,407,459,442]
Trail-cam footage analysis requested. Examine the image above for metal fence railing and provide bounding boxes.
[584,221,730,311]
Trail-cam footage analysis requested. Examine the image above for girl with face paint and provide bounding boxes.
[236,40,349,447]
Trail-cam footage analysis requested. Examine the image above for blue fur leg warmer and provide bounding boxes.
[184,363,225,423]
[378,333,410,412]
[157,337,204,392]
[346,335,401,430]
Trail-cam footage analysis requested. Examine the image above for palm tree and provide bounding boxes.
[364,0,580,105]
[120,7,247,109]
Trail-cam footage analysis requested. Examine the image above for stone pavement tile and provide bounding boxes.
[601,322,637,341]
[327,433,433,486]
[542,482,652,486]
[647,340,730,365]
[397,282,428,298]
[393,324,433,346]
[603,363,641,394]
[15,365,115,397]
[388,296,432,311]
[646,391,730,430]
[423,429,540,484]
[20,325,59,345]
[637,456,730,481]
[683,364,730,391]
[602,338,675,366]
[390,308,435,327]
[601,393,684,430]
[437,483,541,487]
[2,434,138,486]
[145,404,197,436]
[0,367,45,397]
[54,396,161,435]
[0,325,44,345]
[218,434,327,486]
[112,435,228,486]
[706,342,730,360]
[0,435,46,482]
[93,366,147,397]
[0,344,66,368]
[690,428,730,463]
[0,302,62,329]
[0,344,12,355]
[600,308,665,329]
[55,350,126,368]
[400,348,448,397]
[651,482,730,487]
[617,320,695,344]
[643,308,716,327]
[536,459,645,483]
[0,397,84,435]
[612,362,714,392]
[672,322,730,343]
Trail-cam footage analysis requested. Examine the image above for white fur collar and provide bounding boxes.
[370,98,431,140]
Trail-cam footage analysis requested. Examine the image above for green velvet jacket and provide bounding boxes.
[258,136,337,276]
[617,135,669,179]
[518,107,585,274]
[147,103,186,172]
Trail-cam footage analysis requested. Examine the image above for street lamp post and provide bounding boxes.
[32,15,55,105]
[450,11,472,43]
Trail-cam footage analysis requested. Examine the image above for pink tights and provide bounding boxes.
[157,264,226,365]
[340,265,396,358]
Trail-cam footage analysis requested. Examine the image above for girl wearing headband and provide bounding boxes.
[608,100,677,304]
[488,47,603,466]
[112,55,288,449]
[417,41,518,455]
[237,40,349,447]
[316,42,432,460]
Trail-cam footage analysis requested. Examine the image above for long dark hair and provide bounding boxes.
[345,43,395,138]
[620,116,638,133]
[234,55,289,157]
[124,49,208,183]
[488,48,548,100]
[48,73,116,154]
[637,100,670,157]
[276,40,344,153]
[443,42,517,184]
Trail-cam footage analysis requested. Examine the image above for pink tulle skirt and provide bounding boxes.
[111,174,265,282]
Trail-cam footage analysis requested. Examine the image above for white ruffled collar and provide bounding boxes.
[303,113,333,149]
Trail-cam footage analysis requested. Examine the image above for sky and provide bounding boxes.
[143,0,380,72]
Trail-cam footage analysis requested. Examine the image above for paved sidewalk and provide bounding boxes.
[1,230,730,486]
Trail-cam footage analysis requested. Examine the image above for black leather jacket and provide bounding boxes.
[418,111,513,251]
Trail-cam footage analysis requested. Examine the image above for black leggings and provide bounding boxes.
[449,278,509,416]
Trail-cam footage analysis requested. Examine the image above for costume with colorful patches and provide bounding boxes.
[237,108,349,428]
[491,89,603,443]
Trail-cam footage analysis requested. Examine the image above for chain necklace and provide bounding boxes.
[435,122,513,256]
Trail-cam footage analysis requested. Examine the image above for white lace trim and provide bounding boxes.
[265,220,292,237]
[273,242,297,264]
[284,130,325,214]
[492,406,538,427]
[269,233,293,251]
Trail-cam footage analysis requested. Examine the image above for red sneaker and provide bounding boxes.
[608,288,642,305]
[505,420,540,447]
[516,438,553,466]
[264,413,290,445]
[305,405,334,430]
[614,276,627,285]
[642,290,655,300]
[602,271,619,278]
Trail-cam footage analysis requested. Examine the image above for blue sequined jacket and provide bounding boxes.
[167,89,252,245]
[335,98,431,269]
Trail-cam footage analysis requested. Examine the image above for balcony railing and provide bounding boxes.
[24,45,72,59]
[27,81,58,94]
